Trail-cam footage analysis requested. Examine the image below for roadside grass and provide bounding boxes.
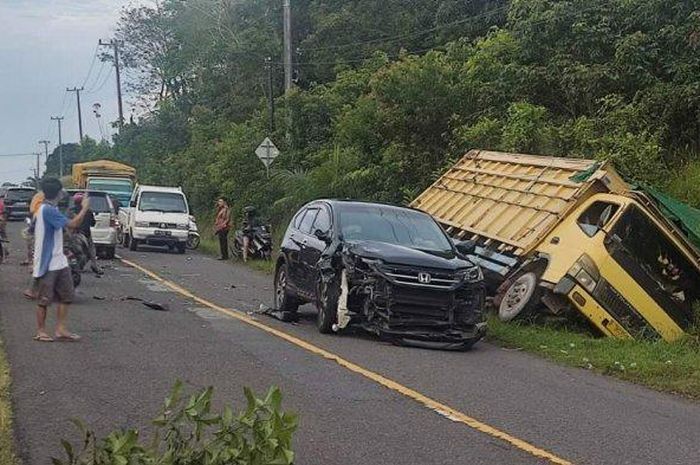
[487,317,700,399]
[0,336,19,465]
[197,224,276,274]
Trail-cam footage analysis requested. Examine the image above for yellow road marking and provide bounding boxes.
[120,257,573,465]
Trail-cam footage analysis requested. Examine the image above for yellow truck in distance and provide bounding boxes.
[72,160,137,206]
[412,150,700,341]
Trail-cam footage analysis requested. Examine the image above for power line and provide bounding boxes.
[0,153,38,158]
[88,66,114,94]
[80,44,101,88]
[299,5,509,53]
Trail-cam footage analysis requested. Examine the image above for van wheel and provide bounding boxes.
[122,232,130,248]
[497,271,542,322]
[105,247,116,259]
[274,263,299,312]
[176,243,186,254]
[316,279,339,334]
[129,237,139,251]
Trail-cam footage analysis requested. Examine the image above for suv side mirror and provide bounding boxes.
[314,229,332,244]
[455,240,476,256]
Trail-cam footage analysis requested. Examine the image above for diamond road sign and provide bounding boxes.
[255,137,280,169]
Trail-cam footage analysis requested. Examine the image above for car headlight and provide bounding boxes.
[177,223,189,230]
[135,221,149,228]
[568,254,600,293]
[455,266,483,283]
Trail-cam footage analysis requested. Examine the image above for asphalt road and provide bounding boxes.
[1,221,700,465]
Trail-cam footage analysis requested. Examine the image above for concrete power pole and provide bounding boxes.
[99,39,124,128]
[50,116,64,177]
[283,0,293,92]
[265,57,275,132]
[67,87,85,141]
[38,140,50,179]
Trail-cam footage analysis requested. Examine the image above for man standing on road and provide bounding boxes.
[214,198,231,260]
[32,178,90,343]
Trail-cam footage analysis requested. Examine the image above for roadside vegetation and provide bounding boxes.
[0,337,18,465]
[488,317,700,399]
[54,382,296,465]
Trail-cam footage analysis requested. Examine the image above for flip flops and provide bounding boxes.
[33,334,54,343]
[54,333,82,342]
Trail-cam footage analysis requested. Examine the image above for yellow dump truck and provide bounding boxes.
[72,160,136,206]
[412,150,700,341]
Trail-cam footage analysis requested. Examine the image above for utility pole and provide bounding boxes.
[38,140,50,180]
[67,87,85,140]
[265,57,275,133]
[50,116,64,177]
[99,39,124,128]
[283,0,293,92]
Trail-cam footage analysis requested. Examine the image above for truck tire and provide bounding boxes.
[316,278,339,334]
[274,263,299,312]
[497,270,543,322]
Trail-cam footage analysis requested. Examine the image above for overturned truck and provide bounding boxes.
[412,150,700,342]
[274,200,487,349]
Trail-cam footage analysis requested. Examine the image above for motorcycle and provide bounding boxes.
[0,236,7,265]
[230,224,273,260]
[186,215,200,250]
[63,245,82,287]
[64,231,91,272]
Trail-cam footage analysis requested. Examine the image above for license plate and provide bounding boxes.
[154,230,171,237]
[16,202,27,207]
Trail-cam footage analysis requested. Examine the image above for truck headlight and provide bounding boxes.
[568,254,600,293]
[135,221,149,228]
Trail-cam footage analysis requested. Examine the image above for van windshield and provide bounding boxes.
[607,205,700,329]
[139,192,188,213]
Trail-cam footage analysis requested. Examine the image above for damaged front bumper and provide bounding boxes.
[339,257,488,349]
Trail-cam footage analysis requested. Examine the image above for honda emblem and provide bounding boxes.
[418,272,432,284]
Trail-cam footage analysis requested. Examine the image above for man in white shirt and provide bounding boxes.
[33,178,90,342]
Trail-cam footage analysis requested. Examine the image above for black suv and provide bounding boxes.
[2,187,36,219]
[274,200,486,349]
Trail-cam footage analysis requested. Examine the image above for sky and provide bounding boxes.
[0,0,145,184]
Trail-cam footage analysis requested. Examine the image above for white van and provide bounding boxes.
[121,185,190,254]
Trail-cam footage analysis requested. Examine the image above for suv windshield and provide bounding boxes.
[6,189,35,201]
[89,195,112,213]
[339,204,453,254]
[607,205,700,329]
[139,191,188,213]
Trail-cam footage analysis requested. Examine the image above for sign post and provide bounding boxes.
[255,137,280,178]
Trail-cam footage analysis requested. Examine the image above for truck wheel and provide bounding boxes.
[497,270,542,322]
[316,279,339,334]
[274,263,299,312]
[129,237,139,251]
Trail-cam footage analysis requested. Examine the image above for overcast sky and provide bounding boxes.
[0,0,144,183]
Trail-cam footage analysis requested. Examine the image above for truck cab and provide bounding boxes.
[536,194,700,341]
[122,185,190,254]
[86,176,134,207]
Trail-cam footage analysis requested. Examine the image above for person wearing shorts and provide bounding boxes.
[32,178,90,343]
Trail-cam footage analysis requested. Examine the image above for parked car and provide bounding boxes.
[61,190,120,259]
[274,200,487,349]
[121,185,190,254]
[1,186,36,220]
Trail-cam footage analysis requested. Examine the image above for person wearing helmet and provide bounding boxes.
[70,192,102,275]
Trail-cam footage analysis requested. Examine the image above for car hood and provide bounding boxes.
[345,240,474,270]
[135,211,189,223]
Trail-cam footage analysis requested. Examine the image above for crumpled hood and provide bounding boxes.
[345,240,474,270]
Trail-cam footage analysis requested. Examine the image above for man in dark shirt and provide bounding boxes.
[70,192,102,275]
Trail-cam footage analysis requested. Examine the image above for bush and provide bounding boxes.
[53,382,297,465]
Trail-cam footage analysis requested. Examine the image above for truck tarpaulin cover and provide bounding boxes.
[643,186,700,251]
[72,160,136,186]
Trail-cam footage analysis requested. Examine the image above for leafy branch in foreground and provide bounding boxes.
[52,381,297,465]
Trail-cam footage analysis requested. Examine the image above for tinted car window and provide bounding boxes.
[89,195,112,213]
[313,207,331,233]
[339,204,453,254]
[298,208,319,234]
[6,189,35,201]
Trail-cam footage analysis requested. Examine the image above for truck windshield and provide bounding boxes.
[607,205,700,329]
[339,205,454,255]
[139,192,188,213]
[6,189,35,201]
[88,180,133,193]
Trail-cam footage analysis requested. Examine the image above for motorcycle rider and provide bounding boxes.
[70,192,103,275]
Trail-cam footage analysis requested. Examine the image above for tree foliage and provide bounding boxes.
[62,0,700,226]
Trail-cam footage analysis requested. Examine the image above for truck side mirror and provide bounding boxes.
[455,240,476,256]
